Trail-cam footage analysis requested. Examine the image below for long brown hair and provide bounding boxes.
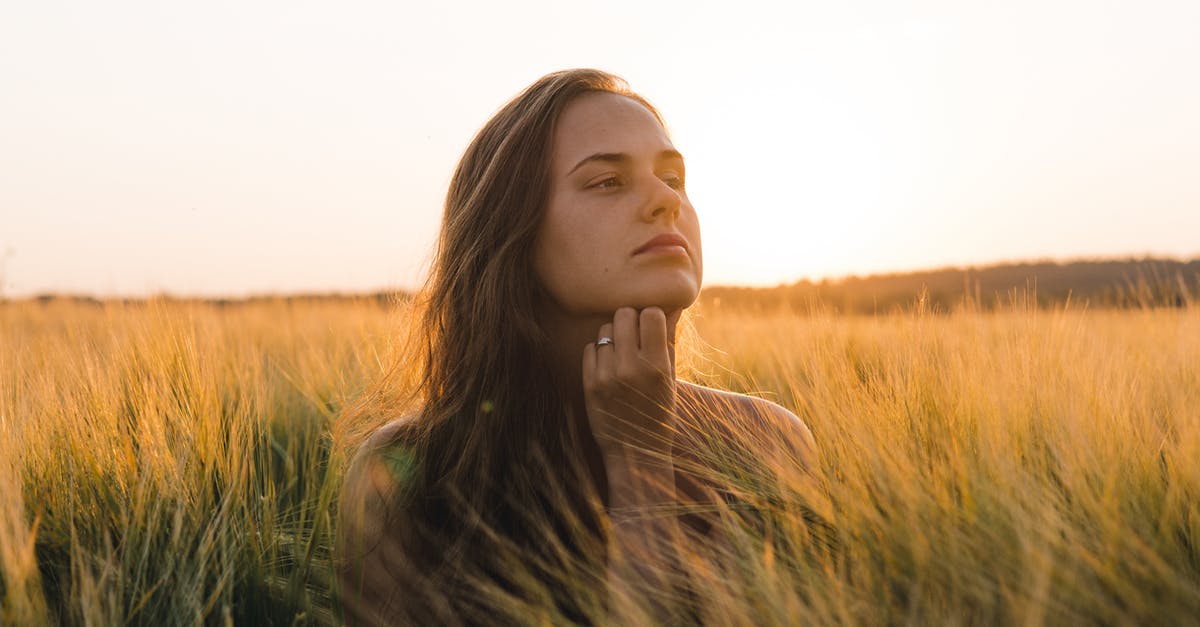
[337,69,672,622]
[413,68,662,500]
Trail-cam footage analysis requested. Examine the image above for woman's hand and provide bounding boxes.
[582,307,686,622]
[581,306,680,462]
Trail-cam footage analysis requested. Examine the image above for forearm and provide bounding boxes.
[603,450,682,621]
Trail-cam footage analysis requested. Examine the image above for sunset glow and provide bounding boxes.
[2,0,1197,297]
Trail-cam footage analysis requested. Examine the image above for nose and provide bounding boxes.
[641,176,682,223]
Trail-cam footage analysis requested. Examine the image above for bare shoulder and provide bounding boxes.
[676,381,818,469]
[337,418,426,623]
[342,416,421,507]
[338,417,421,555]
[352,416,420,464]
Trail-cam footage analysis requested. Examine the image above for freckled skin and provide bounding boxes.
[533,93,703,315]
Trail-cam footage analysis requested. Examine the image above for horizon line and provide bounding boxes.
[4,252,1198,303]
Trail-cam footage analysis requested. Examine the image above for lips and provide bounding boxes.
[632,233,689,256]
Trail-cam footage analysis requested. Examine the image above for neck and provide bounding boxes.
[540,308,611,423]
[538,304,683,424]
[537,302,683,508]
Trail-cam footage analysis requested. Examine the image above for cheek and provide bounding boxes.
[536,213,598,285]
[685,214,703,264]
[548,211,607,264]
[544,224,587,265]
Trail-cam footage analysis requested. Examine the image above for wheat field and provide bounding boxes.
[1,298,1198,625]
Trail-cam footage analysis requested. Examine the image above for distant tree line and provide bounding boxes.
[13,257,1199,314]
[697,257,1200,314]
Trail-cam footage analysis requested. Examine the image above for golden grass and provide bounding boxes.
[2,298,1198,624]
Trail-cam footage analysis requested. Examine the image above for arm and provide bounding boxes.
[740,395,818,476]
[336,423,429,627]
[602,446,684,622]
[756,399,837,551]
[581,307,687,622]
[713,393,834,554]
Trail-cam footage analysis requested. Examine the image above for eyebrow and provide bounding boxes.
[566,149,685,176]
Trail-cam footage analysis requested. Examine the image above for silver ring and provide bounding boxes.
[596,337,614,347]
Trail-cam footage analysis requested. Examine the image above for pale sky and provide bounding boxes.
[1,0,1198,298]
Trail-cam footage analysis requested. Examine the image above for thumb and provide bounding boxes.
[665,308,683,345]
[665,308,684,371]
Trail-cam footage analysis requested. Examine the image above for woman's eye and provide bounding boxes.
[591,176,621,189]
[664,174,685,190]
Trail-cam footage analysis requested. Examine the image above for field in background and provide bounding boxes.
[2,298,1198,624]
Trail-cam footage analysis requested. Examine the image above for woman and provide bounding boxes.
[336,69,821,625]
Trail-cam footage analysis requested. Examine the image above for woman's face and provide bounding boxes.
[534,92,703,317]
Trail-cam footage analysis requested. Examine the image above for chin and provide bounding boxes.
[622,277,701,311]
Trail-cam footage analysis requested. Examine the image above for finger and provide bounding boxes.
[665,308,683,342]
[664,309,682,368]
[595,322,615,381]
[639,307,670,368]
[612,307,638,348]
[613,307,640,370]
[581,341,596,393]
[596,321,615,346]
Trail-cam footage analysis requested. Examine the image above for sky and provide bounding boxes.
[1,0,1198,298]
